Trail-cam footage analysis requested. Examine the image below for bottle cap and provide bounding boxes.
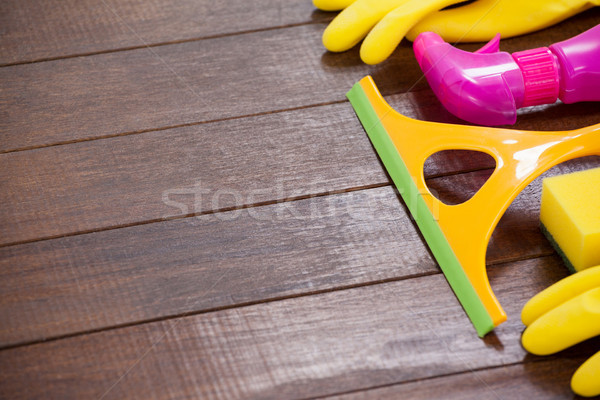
[512,47,560,107]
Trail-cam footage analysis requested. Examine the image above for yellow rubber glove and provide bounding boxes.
[315,0,464,64]
[406,0,600,42]
[314,0,600,64]
[521,265,600,397]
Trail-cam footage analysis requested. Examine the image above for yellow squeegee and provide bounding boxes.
[347,76,600,336]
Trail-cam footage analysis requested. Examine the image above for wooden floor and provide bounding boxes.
[1,1,599,398]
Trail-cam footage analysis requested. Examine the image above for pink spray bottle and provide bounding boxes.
[413,24,600,126]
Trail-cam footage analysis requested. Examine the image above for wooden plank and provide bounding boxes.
[326,358,586,399]
[1,10,598,152]
[0,23,410,153]
[0,101,383,246]
[2,152,597,347]
[0,92,497,246]
[0,0,330,65]
[2,5,598,400]
[1,86,598,246]
[0,255,586,399]
[0,186,433,347]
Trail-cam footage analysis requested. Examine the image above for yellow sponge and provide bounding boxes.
[540,167,600,273]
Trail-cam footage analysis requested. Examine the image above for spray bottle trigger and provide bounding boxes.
[474,33,501,54]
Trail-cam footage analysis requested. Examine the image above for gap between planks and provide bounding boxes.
[0,269,441,352]
[0,21,331,68]
[0,182,388,249]
[0,160,500,249]
[0,13,595,152]
[0,247,555,352]
[0,0,333,66]
[0,100,346,155]
[312,355,592,400]
[309,358,550,400]
[0,255,582,399]
[2,168,568,348]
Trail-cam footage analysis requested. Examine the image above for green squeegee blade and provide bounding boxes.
[347,82,494,337]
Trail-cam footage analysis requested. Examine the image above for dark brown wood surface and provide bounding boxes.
[0,0,331,66]
[328,358,591,399]
[0,256,584,399]
[2,158,598,349]
[1,1,599,399]
[1,10,599,153]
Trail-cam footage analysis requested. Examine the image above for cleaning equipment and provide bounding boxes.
[521,266,600,397]
[347,75,600,336]
[406,0,600,43]
[414,24,600,126]
[540,167,600,273]
[314,0,599,64]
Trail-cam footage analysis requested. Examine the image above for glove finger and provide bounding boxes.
[406,0,596,42]
[322,0,404,52]
[360,0,462,64]
[313,0,357,12]
[521,287,600,356]
[572,350,600,398]
[522,265,600,326]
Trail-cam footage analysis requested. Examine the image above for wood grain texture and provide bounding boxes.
[1,155,598,348]
[0,90,496,246]
[1,85,598,246]
[0,23,413,153]
[0,0,330,65]
[3,4,600,399]
[0,101,385,246]
[327,358,587,399]
[1,9,598,152]
[0,255,587,400]
[0,186,434,347]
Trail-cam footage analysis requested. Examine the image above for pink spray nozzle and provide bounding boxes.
[414,32,529,126]
[414,24,600,126]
